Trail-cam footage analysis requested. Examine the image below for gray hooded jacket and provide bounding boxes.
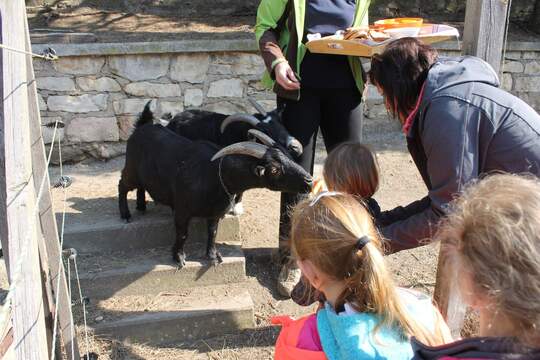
[380,56,540,251]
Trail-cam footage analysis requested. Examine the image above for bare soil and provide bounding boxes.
[27,5,539,43]
[55,121,455,359]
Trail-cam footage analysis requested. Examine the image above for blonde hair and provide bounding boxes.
[438,173,540,346]
[323,142,379,198]
[291,193,445,346]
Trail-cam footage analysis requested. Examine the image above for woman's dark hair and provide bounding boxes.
[369,38,438,121]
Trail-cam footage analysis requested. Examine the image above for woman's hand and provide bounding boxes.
[275,61,300,90]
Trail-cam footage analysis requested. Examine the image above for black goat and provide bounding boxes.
[165,105,303,158]
[119,103,313,267]
[164,103,303,216]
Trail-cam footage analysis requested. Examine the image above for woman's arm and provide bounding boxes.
[255,0,289,77]
[381,98,483,252]
[255,0,300,90]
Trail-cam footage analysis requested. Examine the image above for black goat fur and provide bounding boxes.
[119,103,312,267]
[165,108,300,212]
[165,108,301,157]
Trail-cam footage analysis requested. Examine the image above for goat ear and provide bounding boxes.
[254,165,265,177]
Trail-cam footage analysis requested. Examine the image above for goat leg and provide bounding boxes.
[118,179,131,222]
[173,213,189,268]
[136,188,146,213]
[206,218,223,266]
[230,192,244,216]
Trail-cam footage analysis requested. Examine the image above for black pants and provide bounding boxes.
[278,87,363,260]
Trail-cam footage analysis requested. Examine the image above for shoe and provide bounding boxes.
[277,262,301,298]
[291,275,325,306]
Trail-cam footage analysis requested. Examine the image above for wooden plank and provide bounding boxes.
[462,0,510,74]
[23,6,81,359]
[0,0,50,358]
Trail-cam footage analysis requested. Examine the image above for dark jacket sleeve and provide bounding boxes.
[381,98,482,252]
[376,196,431,227]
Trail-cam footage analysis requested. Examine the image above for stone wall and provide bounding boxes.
[34,42,540,163]
[35,51,270,163]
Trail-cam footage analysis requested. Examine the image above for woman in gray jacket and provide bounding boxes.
[368,37,540,252]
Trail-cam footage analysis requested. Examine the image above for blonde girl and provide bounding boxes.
[284,192,451,359]
[413,174,540,359]
[293,142,381,306]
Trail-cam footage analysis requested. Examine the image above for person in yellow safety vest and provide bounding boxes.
[255,0,370,297]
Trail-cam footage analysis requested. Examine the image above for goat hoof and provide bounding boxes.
[230,202,244,216]
[120,211,131,222]
[207,251,223,266]
[173,252,186,268]
[136,206,146,213]
[123,217,131,223]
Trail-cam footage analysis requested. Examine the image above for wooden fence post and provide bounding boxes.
[0,0,50,358]
[462,0,510,74]
[23,5,81,359]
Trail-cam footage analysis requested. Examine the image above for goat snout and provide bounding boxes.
[304,176,314,191]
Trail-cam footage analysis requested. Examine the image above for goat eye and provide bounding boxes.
[271,167,279,175]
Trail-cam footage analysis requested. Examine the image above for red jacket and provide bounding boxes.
[272,315,327,360]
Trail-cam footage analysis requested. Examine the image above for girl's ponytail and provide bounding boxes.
[351,241,445,346]
[291,193,449,347]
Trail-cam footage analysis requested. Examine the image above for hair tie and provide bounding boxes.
[355,235,370,250]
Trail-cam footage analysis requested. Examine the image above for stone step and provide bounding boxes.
[63,209,240,254]
[85,285,254,346]
[74,244,246,301]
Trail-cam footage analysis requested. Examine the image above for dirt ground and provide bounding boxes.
[54,118,453,360]
[27,4,539,43]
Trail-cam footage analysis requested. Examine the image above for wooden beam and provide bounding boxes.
[23,6,81,359]
[462,0,510,74]
[0,0,50,358]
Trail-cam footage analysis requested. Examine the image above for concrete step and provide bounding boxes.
[74,244,246,301]
[84,285,254,345]
[63,209,240,254]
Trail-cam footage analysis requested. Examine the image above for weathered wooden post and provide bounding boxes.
[0,0,50,358]
[23,5,81,360]
[462,0,510,73]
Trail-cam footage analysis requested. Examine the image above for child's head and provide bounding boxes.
[291,192,443,346]
[438,174,540,345]
[323,142,379,198]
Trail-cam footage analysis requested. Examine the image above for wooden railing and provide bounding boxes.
[0,1,79,358]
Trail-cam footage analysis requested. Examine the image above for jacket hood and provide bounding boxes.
[421,56,500,110]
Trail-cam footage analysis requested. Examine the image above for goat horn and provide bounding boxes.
[220,114,260,133]
[211,141,269,161]
[247,96,268,117]
[247,129,276,147]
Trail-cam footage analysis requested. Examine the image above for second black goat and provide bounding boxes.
[165,106,303,157]
[119,104,313,267]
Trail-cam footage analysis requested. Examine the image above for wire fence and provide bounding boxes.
[0,40,90,359]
